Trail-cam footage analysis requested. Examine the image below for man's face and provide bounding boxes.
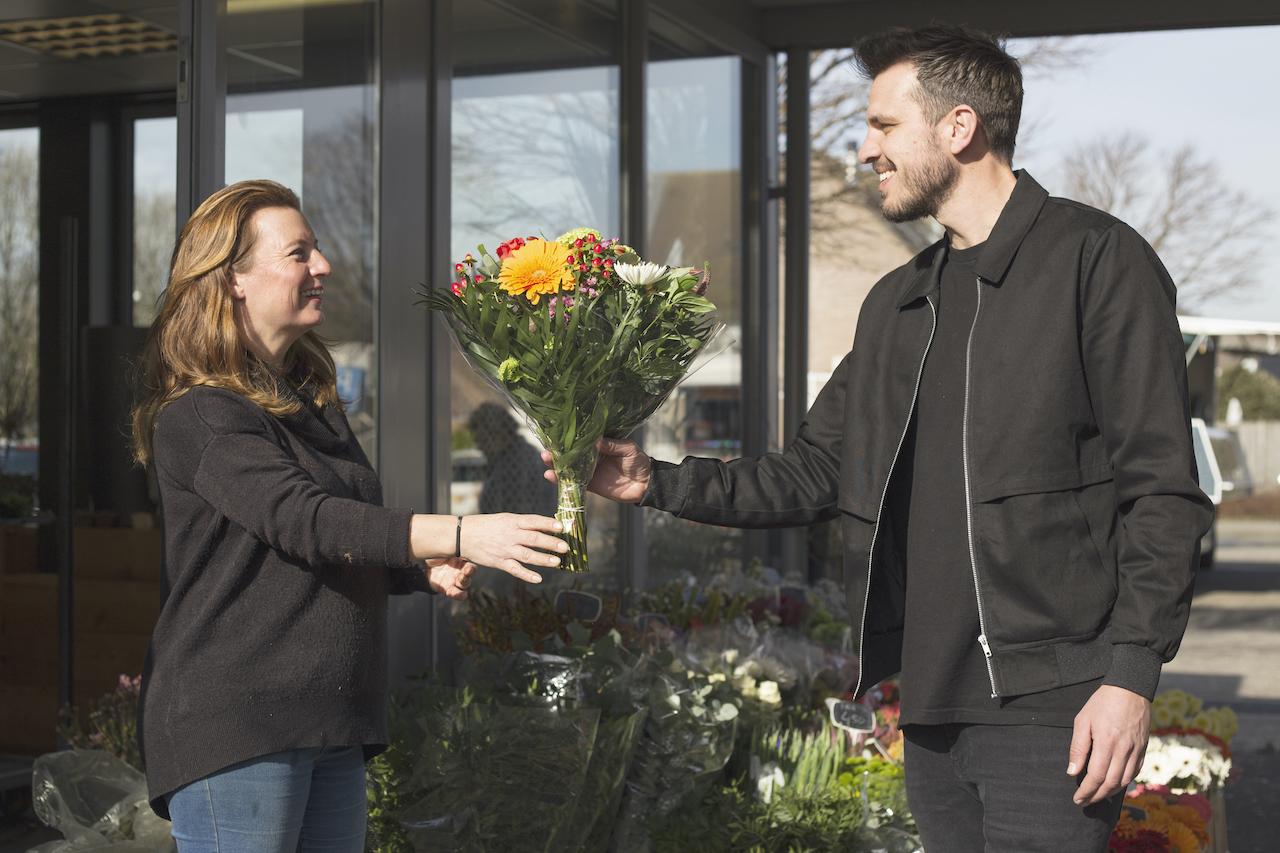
[858,62,959,223]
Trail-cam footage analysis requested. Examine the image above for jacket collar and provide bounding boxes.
[893,170,1048,308]
[973,170,1048,285]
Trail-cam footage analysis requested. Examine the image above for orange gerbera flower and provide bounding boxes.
[1164,804,1209,845]
[498,239,573,305]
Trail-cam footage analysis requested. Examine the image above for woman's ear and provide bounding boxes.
[228,270,247,301]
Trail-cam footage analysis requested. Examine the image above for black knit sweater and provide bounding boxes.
[137,384,420,817]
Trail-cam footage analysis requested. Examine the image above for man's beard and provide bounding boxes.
[880,143,960,223]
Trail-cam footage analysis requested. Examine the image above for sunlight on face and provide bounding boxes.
[231,206,331,366]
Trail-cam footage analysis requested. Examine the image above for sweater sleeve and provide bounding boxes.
[1078,223,1216,699]
[160,389,417,570]
[640,351,848,528]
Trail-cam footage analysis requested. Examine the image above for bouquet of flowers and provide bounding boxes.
[419,229,723,572]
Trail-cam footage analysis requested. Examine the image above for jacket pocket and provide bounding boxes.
[972,484,1116,648]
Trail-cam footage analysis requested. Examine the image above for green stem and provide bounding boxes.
[554,474,589,573]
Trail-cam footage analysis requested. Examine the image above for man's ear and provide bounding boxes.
[945,105,980,156]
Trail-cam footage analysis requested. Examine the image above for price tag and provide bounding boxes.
[825,697,875,733]
[553,589,603,623]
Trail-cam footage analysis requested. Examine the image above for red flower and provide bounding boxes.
[454,262,465,272]
[603,258,613,268]
[452,279,465,295]
[495,236,527,260]
[473,274,483,282]
[574,238,584,248]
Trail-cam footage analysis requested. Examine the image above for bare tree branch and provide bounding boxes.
[1059,132,1274,309]
[0,140,39,445]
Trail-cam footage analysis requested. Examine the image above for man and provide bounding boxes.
[555,24,1214,852]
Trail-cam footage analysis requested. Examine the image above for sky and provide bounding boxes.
[1007,26,1280,322]
[17,25,1279,321]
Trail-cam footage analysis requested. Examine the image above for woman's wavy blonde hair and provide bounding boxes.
[132,179,342,464]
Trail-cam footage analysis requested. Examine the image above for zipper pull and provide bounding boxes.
[978,634,998,699]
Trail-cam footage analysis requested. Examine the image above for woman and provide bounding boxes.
[131,179,566,852]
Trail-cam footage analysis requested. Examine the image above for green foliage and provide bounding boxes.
[451,427,475,451]
[454,585,631,656]
[1217,364,1280,420]
[634,579,749,632]
[646,510,744,581]
[57,674,143,772]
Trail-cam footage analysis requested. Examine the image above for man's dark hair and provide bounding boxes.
[853,24,1023,164]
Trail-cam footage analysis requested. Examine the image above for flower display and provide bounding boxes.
[1110,790,1212,853]
[1150,688,1238,744]
[1137,730,1232,791]
[1136,688,1237,795]
[419,229,722,571]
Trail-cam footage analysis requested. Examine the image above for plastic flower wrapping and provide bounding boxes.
[418,229,724,572]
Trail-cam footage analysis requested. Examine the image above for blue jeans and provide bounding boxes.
[165,746,367,853]
[903,724,1123,853]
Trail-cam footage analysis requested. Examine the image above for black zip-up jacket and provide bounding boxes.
[641,172,1214,703]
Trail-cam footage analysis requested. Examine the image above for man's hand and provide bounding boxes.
[542,437,652,503]
[1068,684,1152,805]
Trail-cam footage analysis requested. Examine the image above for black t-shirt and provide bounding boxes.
[893,240,1102,728]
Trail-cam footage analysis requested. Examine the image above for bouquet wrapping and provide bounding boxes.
[419,229,724,572]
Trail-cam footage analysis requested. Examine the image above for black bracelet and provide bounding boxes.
[455,515,463,559]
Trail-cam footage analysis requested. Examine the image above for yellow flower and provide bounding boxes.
[498,239,573,304]
[1162,689,1190,717]
[1152,705,1176,729]
[1191,712,1214,732]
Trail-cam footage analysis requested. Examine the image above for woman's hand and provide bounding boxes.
[426,557,477,599]
[542,437,652,504]
[409,513,566,584]
[458,514,567,583]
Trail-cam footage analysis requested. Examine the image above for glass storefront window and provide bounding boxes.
[644,26,744,587]
[223,0,380,460]
[449,0,622,594]
[133,117,177,327]
[0,127,40,489]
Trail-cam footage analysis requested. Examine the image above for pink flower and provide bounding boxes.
[1174,792,1212,822]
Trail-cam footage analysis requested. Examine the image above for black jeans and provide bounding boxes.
[903,723,1123,853]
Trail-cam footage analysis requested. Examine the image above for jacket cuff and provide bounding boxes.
[639,460,686,512]
[1102,643,1164,701]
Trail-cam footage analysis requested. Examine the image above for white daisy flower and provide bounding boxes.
[613,261,668,287]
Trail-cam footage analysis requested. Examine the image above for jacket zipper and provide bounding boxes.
[964,276,999,699]
[855,295,937,699]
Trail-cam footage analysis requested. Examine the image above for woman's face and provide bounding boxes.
[229,206,331,366]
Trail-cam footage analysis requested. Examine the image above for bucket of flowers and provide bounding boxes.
[419,229,724,572]
[1110,688,1239,853]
